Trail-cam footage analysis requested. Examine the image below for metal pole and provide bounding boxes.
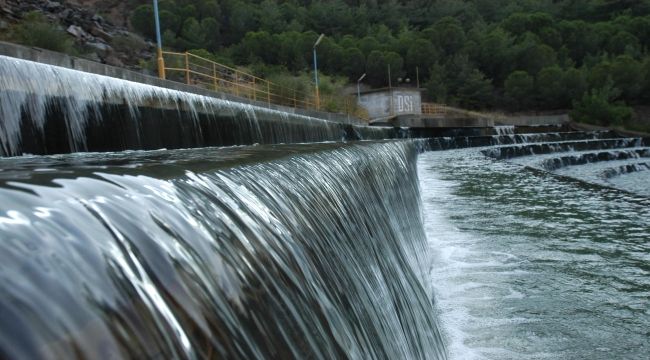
[357,73,366,102]
[184,52,190,85]
[416,66,420,88]
[313,34,324,110]
[153,0,165,79]
[313,47,319,110]
[388,64,392,89]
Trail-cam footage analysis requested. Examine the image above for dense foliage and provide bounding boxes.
[126,0,650,119]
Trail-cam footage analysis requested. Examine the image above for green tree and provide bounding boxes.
[130,5,155,39]
[428,17,466,55]
[571,85,632,126]
[505,70,534,110]
[405,39,439,79]
[341,47,366,80]
[536,66,564,109]
[562,67,588,108]
[456,69,494,109]
[610,55,644,102]
[425,63,448,102]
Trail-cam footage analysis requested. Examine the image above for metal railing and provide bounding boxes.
[422,102,510,122]
[158,51,368,120]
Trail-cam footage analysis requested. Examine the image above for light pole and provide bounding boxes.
[357,73,366,101]
[153,0,165,79]
[313,33,325,110]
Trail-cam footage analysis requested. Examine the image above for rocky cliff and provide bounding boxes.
[0,0,153,70]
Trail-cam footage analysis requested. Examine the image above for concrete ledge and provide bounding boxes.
[0,41,365,125]
[393,115,495,128]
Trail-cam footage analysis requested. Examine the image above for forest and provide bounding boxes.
[106,1,650,127]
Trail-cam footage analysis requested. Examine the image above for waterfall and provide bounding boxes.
[493,125,514,136]
[0,141,447,359]
[0,56,391,156]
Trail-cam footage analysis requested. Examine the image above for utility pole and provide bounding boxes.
[153,0,165,79]
[313,33,325,110]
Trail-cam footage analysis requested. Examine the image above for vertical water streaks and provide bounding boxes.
[0,56,369,156]
[0,141,447,359]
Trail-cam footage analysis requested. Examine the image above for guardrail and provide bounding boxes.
[422,102,508,122]
[159,51,368,120]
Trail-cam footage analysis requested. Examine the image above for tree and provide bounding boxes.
[456,69,494,109]
[562,67,588,108]
[610,55,644,102]
[130,5,155,39]
[571,85,632,126]
[425,63,448,103]
[428,17,466,55]
[341,47,366,81]
[405,39,439,79]
[505,70,534,110]
[536,66,564,109]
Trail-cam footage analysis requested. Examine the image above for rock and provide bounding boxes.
[104,54,124,67]
[58,8,71,19]
[45,1,61,10]
[91,14,104,24]
[86,41,112,56]
[84,52,102,63]
[0,20,8,30]
[66,24,93,40]
[90,24,113,41]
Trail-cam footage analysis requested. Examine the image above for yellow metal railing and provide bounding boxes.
[422,102,510,122]
[158,51,371,120]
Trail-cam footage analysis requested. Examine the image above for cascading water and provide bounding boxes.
[0,141,447,359]
[0,56,396,156]
[493,125,514,136]
[418,129,650,359]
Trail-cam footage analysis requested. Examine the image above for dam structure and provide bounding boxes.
[1,50,650,359]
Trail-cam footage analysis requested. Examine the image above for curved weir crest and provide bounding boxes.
[0,141,447,359]
[0,55,395,156]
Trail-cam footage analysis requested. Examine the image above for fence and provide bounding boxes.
[160,51,368,120]
[422,102,507,122]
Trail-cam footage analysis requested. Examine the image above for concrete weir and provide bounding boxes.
[0,42,396,156]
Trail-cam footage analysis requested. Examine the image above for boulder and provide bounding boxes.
[86,41,112,56]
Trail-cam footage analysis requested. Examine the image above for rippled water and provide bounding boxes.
[419,148,650,359]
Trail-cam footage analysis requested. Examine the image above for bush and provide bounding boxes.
[570,85,632,126]
[10,12,74,54]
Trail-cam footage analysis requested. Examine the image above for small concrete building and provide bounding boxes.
[357,87,423,121]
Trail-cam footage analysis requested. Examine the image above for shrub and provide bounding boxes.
[570,85,632,126]
[10,11,74,54]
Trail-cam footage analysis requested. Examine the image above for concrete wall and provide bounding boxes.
[358,88,421,119]
[0,41,365,125]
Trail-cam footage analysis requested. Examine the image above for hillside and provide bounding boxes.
[2,0,650,131]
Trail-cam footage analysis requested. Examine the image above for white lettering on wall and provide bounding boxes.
[396,95,415,113]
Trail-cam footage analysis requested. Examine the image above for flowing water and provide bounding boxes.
[0,56,396,156]
[2,64,649,360]
[0,141,446,359]
[420,133,650,359]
